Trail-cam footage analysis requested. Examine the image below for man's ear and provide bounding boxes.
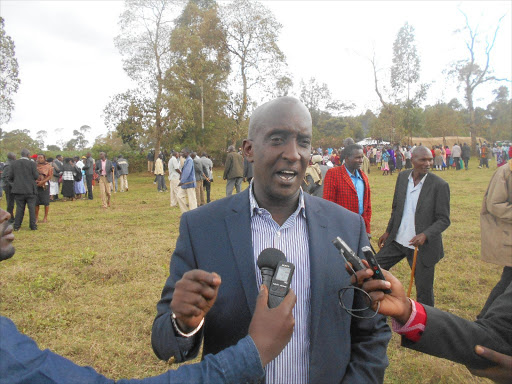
[242,139,254,163]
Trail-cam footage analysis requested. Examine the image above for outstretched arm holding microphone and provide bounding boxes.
[352,264,512,384]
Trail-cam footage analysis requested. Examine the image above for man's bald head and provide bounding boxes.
[412,146,431,159]
[248,97,312,140]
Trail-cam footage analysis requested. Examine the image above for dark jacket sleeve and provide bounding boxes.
[151,213,203,362]
[402,280,512,370]
[342,216,391,383]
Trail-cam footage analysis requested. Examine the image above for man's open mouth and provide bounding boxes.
[277,170,297,181]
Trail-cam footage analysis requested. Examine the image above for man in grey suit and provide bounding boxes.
[152,97,390,383]
[377,146,450,306]
[223,145,243,196]
[82,152,95,199]
[7,149,39,231]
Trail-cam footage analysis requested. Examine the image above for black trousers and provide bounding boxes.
[85,174,94,199]
[376,240,436,306]
[3,186,14,221]
[454,156,461,170]
[462,157,469,169]
[13,193,37,230]
[203,179,211,203]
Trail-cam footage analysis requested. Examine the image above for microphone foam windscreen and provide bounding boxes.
[257,248,286,269]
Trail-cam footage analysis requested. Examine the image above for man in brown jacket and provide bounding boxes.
[479,158,512,317]
[223,145,244,196]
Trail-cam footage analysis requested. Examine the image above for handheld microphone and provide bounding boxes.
[257,248,286,289]
[361,246,392,294]
[332,237,365,271]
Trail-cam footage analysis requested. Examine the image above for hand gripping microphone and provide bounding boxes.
[257,248,286,289]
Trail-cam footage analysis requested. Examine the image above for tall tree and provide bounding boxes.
[114,0,179,159]
[449,11,509,152]
[486,86,512,142]
[166,0,230,149]
[299,77,353,129]
[391,22,428,143]
[36,130,47,149]
[0,17,21,126]
[221,0,286,144]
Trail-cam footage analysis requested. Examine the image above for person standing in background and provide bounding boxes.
[82,152,95,200]
[201,152,213,204]
[2,152,16,221]
[168,151,181,207]
[154,153,166,192]
[223,145,244,196]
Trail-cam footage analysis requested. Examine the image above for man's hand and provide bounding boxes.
[468,346,512,383]
[378,232,389,249]
[249,285,296,366]
[170,270,221,332]
[409,233,427,247]
[353,265,412,324]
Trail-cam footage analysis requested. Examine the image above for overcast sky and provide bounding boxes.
[1,1,511,148]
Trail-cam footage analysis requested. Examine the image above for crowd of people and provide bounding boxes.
[0,96,510,383]
[0,151,131,229]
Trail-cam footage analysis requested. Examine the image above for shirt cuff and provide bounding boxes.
[392,299,427,343]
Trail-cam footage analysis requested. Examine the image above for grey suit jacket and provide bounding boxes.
[7,158,38,195]
[94,159,113,183]
[385,170,450,267]
[152,189,391,383]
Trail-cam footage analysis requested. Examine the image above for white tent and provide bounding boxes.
[356,138,390,146]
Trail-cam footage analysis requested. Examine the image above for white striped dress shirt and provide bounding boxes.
[249,184,310,384]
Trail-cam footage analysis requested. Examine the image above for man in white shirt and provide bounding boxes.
[168,151,181,207]
[377,146,450,306]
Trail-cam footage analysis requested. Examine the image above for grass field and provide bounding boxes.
[0,163,503,383]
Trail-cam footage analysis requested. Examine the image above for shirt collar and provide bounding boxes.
[344,164,361,179]
[249,181,306,219]
[408,171,428,186]
[21,157,29,160]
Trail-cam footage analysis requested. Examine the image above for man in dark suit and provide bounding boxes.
[82,152,95,200]
[152,97,390,383]
[2,152,16,222]
[377,146,450,306]
[7,149,39,231]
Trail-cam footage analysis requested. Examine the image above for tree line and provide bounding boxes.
[0,2,510,161]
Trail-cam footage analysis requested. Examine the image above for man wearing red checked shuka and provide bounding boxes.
[323,144,372,234]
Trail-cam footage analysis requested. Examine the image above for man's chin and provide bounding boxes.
[0,246,15,261]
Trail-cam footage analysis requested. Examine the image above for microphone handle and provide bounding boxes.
[260,267,274,289]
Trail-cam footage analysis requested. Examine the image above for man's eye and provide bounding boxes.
[300,139,311,147]
[270,136,284,144]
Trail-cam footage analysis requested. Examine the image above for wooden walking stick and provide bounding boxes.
[407,246,419,297]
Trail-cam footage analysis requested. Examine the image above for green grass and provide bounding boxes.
[0,165,502,383]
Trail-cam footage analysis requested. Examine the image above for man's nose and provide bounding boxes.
[282,141,301,162]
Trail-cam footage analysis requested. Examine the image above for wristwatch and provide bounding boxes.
[171,312,204,338]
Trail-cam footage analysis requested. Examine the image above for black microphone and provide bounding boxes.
[257,248,286,289]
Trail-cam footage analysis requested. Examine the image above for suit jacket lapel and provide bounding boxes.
[225,190,259,316]
[304,194,329,349]
[415,173,433,215]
